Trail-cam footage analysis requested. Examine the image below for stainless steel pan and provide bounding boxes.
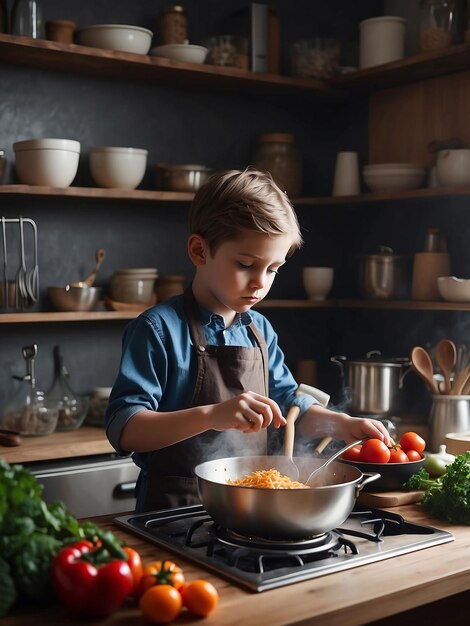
[195,455,379,540]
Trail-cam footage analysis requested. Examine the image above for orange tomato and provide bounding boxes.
[359,438,391,464]
[123,546,143,596]
[181,579,219,617]
[406,449,422,462]
[139,584,182,624]
[138,560,185,597]
[400,431,425,454]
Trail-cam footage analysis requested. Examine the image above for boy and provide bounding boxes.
[106,168,389,512]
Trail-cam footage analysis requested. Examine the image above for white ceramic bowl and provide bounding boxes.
[89,147,148,189]
[77,24,153,54]
[303,267,334,300]
[150,44,208,64]
[437,276,470,302]
[13,138,80,187]
[436,149,470,187]
[363,167,426,192]
[445,432,470,455]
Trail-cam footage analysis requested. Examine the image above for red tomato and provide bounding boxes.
[360,439,391,464]
[388,447,408,463]
[406,449,422,462]
[123,546,143,596]
[400,432,425,454]
[342,445,362,462]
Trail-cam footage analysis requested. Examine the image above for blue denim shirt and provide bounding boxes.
[105,294,316,470]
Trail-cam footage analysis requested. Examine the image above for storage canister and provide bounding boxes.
[419,0,452,51]
[357,246,412,300]
[359,16,406,68]
[253,133,302,198]
[159,5,187,45]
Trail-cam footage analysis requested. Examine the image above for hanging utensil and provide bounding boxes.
[71,248,105,288]
[435,339,457,395]
[26,219,39,303]
[282,405,300,481]
[305,438,365,487]
[410,346,440,395]
[15,217,28,310]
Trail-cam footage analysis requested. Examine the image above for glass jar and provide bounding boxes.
[419,0,453,51]
[159,5,187,45]
[253,133,302,198]
[47,346,88,432]
[10,0,45,39]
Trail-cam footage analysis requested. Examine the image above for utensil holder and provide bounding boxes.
[429,395,470,452]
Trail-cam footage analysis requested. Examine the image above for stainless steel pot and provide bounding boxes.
[195,455,379,540]
[331,351,410,415]
[429,395,470,452]
[358,246,411,300]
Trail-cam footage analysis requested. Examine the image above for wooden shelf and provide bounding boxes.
[0,33,327,97]
[3,184,470,206]
[2,299,468,323]
[332,42,470,92]
[1,34,469,99]
[0,184,194,203]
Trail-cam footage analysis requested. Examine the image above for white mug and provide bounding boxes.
[332,151,360,196]
[302,267,334,301]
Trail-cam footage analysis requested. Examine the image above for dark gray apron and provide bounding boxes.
[141,287,269,511]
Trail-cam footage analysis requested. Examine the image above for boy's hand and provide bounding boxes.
[208,391,286,433]
[337,413,392,446]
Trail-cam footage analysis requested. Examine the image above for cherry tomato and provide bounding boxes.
[388,447,408,463]
[123,546,143,596]
[138,560,185,597]
[181,579,219,618]
[342,445,362,462]
[406,449,422,462]
[360,438,391,464]
[139,584,182,624]
[400,431,425,454]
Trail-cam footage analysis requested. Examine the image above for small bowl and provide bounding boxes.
[89,147,148,189]
[340,457,425,491]
[445,431,470,455]
[48,286,102,312]
[437,276,470,303]
[363,166,426,192]
[150,43,208,64]
[13,138,80,187]
[156,164,213,192]
[77,24,153,54]
[302,267,334,301]
[109,274,156,304]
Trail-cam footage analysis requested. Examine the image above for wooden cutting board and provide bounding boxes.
[357,490,423,508]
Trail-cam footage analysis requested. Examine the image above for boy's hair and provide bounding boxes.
[189,168,303,256]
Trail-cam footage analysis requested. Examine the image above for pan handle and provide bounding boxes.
[355,472,381,498]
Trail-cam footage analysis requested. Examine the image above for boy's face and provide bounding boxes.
[195,230,292,317]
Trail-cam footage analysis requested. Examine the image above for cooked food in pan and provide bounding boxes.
[227,468,310,489]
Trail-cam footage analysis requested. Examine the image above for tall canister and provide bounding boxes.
[359,16,406,68]
[429,395,470,452]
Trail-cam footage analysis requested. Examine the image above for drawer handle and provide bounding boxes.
[113,481,136,499]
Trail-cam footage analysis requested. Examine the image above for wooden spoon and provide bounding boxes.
[410,346,440,395]
[452,365,470,395]
[282,405,300,481]
[435,339,457,394]
[71,248,106,288]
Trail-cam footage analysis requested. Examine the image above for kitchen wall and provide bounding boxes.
[1,0,467,419]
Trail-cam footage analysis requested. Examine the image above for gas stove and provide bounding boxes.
[114,505,453,592]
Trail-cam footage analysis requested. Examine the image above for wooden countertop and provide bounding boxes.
[4,504,470,626]
[0,426,114,464]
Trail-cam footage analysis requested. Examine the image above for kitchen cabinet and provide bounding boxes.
[0,2,468,410]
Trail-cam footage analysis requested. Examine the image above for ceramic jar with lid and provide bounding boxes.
[159,5,187,45]
[419,0,453,51]
[253,133,302,198]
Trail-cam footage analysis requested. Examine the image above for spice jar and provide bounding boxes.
[419,0,453,51]
[159,5,187,45]
[253,133,302,198]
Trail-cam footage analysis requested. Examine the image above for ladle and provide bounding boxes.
[71,248,106,288]
[306,439,365,487]
[435,339,456,395]
[410,346,440,395]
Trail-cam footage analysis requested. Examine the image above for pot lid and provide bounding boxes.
[332,352,409,366]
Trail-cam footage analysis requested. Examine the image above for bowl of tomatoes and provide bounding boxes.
[339,431,426,491]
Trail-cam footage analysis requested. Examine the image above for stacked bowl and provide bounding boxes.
[109,268,158,305]
[363,163,426,192]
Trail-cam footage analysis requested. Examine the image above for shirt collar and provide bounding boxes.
[198,304,252,329]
